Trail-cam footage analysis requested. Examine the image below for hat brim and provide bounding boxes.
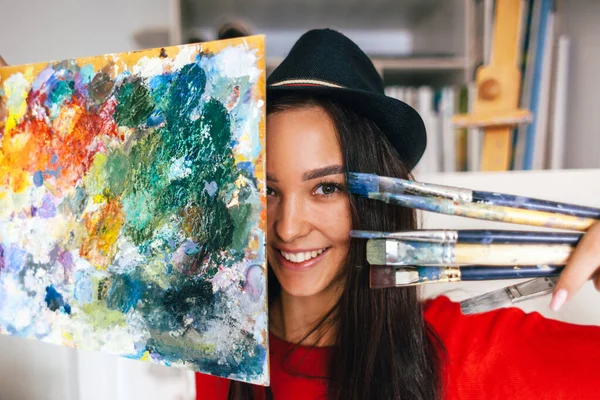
[267,85,426,171]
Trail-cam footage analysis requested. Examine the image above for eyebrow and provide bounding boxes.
[267,164,345,182]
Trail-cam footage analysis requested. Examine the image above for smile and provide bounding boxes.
[279,248,327,263]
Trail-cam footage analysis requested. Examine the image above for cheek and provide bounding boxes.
[322,200,353,247]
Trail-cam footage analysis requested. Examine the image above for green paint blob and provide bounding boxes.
[81,302,127,329]
[49,79,74,106]
[115,77,155,127]
[104,150,130,197]
[229,203,253,253]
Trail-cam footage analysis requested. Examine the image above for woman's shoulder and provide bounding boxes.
[423,295,600,399]
[422,295,564,347]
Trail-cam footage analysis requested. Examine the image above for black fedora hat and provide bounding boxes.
[267,28,426,170]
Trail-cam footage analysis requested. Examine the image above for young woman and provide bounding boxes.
[191,29,600,399]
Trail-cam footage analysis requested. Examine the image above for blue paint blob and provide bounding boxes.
[45,285,71,314]
[236,162,254,176]
[74,271,93,304]
[146,109,165,127]
[203,180,218,197]
[182,240,200,256]
[106,275,145,313]
[4,244,27,273]
[33,171,44,187]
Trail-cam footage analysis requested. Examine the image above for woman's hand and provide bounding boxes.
[551,221,600,311]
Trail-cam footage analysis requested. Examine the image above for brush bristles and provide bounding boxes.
[369,266,397,289]
[347,172,379,197]
[366,239,387,265]
[459,289,512,314]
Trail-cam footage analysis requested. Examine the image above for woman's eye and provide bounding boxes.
[266,187,276,196]
[315,183,340,195]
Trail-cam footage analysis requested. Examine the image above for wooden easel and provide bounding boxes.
[453,0,532,171]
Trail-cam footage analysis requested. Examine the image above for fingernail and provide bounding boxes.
[550,288,568,312]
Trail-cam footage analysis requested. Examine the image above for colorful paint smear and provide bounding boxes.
[0,36,268,385]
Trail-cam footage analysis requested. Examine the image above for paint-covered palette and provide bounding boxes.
[0,36,268,385]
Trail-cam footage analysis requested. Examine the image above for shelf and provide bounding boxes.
[374,57,468,71]
[266,56,469,74]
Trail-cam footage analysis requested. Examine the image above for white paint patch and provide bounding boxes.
[4,72,30,118]
[210,46,261,83]
[167,156,192,181]
[133,56,169,79]
[172,45,200,71]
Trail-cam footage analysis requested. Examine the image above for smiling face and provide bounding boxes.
[266,106,352,298]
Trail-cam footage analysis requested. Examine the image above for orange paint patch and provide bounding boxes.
[80,199,125,269]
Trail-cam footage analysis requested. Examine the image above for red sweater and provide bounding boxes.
[195,296,600,399]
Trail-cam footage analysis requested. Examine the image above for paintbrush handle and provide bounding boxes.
[458,265,564,280]
[451,201,594,231]
[371,193,595,231]
[415,265,563,283]
[351,229,583,244]
[453,243,572,266]
[472,191,600,219]
[457,230,582,244]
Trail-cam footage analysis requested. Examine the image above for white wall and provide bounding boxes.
[0,0,171,66]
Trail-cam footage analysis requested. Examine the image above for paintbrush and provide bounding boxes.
[348,172,600,219]
[364,192,595,231]
[366,239,573,266]
[370,265,563,289]
[459,277,559,314]
[351,229,583,245]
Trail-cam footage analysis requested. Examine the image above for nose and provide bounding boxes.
[272,194,311,243]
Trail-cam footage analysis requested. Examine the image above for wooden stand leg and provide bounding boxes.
[480,127,513,171]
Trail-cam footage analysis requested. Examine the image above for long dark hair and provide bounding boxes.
[228,94,443,399]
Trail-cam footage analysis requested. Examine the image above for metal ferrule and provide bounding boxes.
[386,240,402,264]
[442,230,459,243]
[388,230,458,243]
[506,276,558,301]
[440,267,462,283]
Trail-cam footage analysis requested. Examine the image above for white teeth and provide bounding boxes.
[280,248,326,263]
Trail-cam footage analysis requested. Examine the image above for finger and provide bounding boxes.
[551,221,600,311]
[0,55,7,67]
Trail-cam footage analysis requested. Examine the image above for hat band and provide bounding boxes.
[269,79,345,89]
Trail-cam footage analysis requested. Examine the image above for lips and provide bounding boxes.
[273,247,330,271]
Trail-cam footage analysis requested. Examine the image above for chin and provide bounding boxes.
[276,275,328,298]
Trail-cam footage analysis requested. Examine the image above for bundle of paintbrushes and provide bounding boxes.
[346,172,600,291]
